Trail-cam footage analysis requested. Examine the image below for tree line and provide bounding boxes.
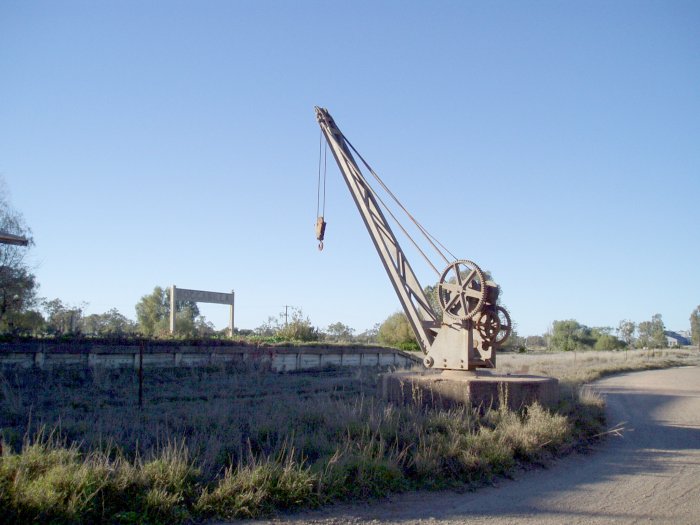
[537,311,700,352]
[2,182,699,348]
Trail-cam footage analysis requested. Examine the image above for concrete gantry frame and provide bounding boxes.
[170,286,235,336]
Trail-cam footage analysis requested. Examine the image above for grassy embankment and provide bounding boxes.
[0,348,696,523]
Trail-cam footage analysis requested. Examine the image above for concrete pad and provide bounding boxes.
[381,370,559,411]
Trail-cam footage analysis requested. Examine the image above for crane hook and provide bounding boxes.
[316,216,326,252]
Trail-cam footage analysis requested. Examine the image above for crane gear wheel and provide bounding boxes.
[476,305,512,346]
[477,307,501,343]
[493,306,512,345]
[438,260,486,321]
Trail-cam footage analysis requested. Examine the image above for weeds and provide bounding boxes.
[0,348,696,523]
[196,449,317,519]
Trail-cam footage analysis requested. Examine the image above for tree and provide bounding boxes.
[636,321,653,348]
[355,323,380,344]
[690,306,700,349]
[356,323,380,344]
[7,309,44,335]
[548,320,595,351]
[636,313,666,349]
[588,327,625,350]
[135,286,168,336]
[548,320,627,352]
[525,335,546,348]
[101,308,135,334]
[423,283,441,321]
[276,308,319,342]
[254,316,279,338]
[254,307,319,342]
[194,316,216,337]
[80,308,137,336]
[0,267,39,332]
[502,326,526,352]
[325,322,355,342]
[172,304,200,337]
[377,312,417,349]
[135,286,200,337]
[593,332,626,351]
[618,319,636,347]
[0,182,39,334]
[44,298,84,335]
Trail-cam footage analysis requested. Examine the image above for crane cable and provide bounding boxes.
[315,131,328,250]
[337,131,457,276]
[345,135,457,264]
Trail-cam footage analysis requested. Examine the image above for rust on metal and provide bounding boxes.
[314,106,511,371]
[315,216,326,251]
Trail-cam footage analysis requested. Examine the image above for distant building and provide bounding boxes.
[665,331,691,347]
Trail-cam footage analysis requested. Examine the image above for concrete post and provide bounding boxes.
[228,290,235,337]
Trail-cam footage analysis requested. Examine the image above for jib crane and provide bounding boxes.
[314,107,511,371]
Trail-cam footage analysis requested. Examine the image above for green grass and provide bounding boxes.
[0,348,697,523]
[0,401,574,523]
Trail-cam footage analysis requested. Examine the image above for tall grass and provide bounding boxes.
[0,400,574,523]
[0,434,201,524]
[0,348,696,523]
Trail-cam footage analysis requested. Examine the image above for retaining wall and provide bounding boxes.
[0,341,421,372]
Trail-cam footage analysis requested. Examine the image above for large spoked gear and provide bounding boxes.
[438,260,486,321]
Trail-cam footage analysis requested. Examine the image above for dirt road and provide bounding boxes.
[238,366,700,525]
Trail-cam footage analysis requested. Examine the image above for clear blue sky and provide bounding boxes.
[1,1,698,337]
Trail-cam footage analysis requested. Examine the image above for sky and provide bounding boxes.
[1,1,698,337]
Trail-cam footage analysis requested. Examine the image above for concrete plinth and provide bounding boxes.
[381,370,559,411]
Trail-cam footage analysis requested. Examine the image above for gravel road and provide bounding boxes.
[222,366,700,525]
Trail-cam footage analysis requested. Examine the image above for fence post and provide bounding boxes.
[138,341,144,409]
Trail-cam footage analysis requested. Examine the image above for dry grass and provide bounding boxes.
[497,347,697,385]
[0,347,697,523]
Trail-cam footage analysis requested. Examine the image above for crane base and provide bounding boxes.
[381,370,559,411]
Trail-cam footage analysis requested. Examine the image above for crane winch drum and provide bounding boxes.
[314,107,510,371]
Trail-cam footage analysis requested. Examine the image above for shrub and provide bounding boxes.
[196,452,317,519]
[0,432,110,524]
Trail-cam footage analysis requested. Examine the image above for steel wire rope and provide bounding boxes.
[316,130,327,218]
[328,134,443,277]
[340,132,458,266]
[343,135,457,264]
[323,140,327,216]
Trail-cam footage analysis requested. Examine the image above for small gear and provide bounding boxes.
[493,306,512,345]
[477,307,501,343]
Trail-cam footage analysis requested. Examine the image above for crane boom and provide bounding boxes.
[315,107,438,353]
[315,107,511,371]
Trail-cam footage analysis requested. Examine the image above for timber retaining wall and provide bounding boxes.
[0,341,421,372]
